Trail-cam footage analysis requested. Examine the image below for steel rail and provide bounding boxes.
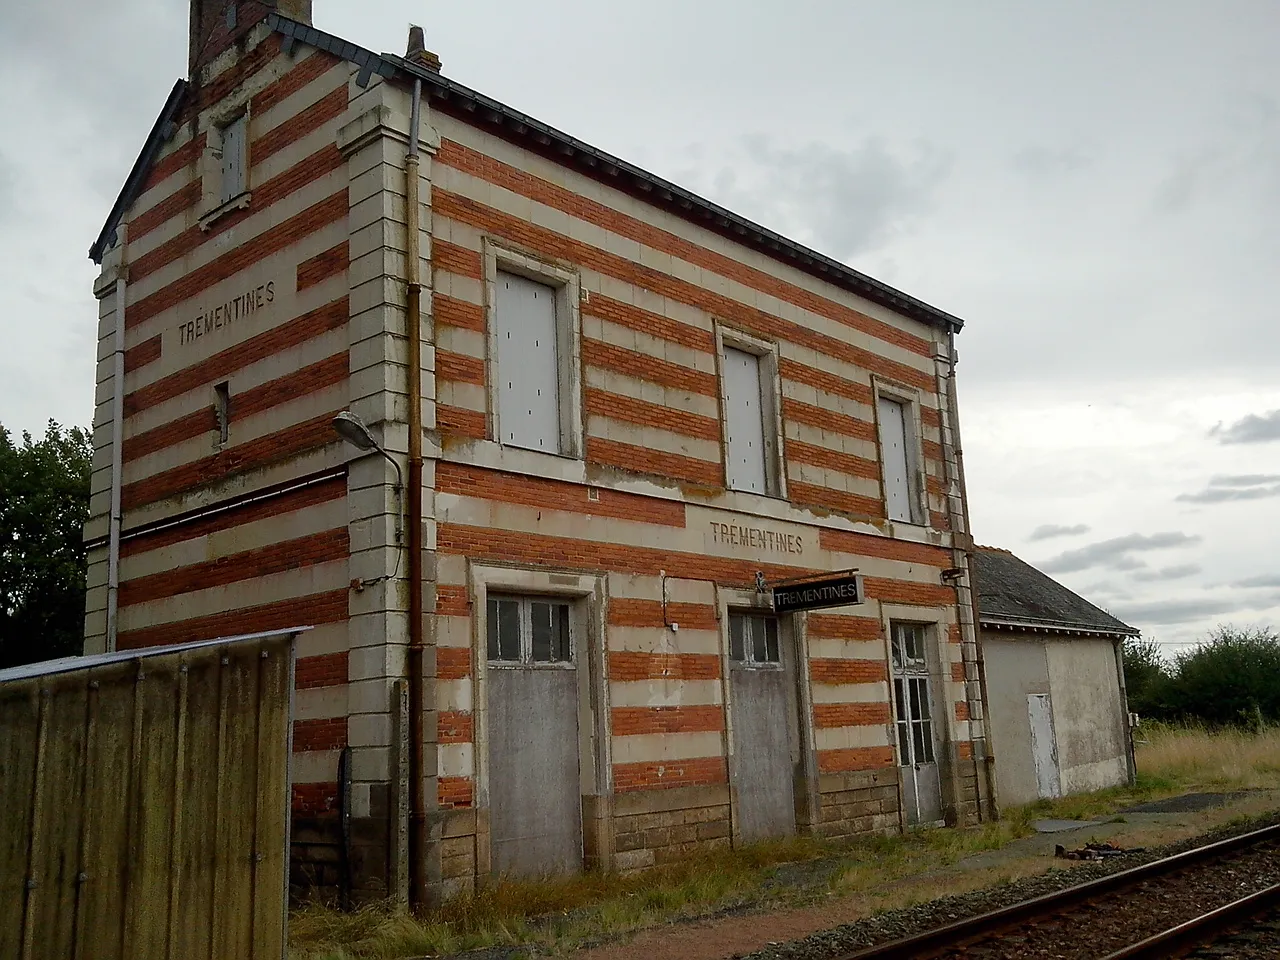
[836,821,1280,960]
[1098,881,1280,960]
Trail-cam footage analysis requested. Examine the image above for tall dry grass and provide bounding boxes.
[1136,723,1280,790]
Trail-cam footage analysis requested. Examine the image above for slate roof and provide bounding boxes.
[89,15,966,335]
[972,546,1139,638]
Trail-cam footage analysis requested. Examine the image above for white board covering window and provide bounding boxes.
[724,346,768,493]
[219,114,247,204]
[878,396,917,522]
[495,271,561,454]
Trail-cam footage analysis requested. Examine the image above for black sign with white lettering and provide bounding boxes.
[772,574,864,613]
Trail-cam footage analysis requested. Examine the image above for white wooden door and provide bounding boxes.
[1027,693,1062,800]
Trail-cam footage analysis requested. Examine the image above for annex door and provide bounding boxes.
[728,612,798,842]
[891,623,942,825]
[486,595,583,876]
[1028,693,1062,799]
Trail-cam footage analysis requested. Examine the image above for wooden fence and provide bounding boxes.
[0,629,300,960]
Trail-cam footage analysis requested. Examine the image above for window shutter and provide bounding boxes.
[724,347,768,492]
[220,115,246,203]
[878,397,914,521]
[495,271,561,453]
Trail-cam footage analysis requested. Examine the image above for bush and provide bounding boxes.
[1122,637,1169,720]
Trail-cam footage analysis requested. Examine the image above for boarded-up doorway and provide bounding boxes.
[891,622,942,825]
[1028,693,1062,799]
[486,596,583,876]
[728,612,798,843]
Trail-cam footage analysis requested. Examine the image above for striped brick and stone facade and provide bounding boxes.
[85,2,994,904]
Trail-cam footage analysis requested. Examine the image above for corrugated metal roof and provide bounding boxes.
[0,627,308,682]
[972,547,1139,638]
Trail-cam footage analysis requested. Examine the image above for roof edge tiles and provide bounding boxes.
[972,546,1140,639]
[90,15,967,335]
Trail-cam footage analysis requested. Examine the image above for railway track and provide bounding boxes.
[836,822,1280,960]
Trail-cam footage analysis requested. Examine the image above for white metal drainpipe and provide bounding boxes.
[105,250,127,651]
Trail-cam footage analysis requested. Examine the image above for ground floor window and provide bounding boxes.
[486,595,572,664]
[894,676,935,764]
[729,612,780,665]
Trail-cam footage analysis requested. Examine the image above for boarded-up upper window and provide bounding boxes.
[219,114,247,204]
[878,396,918,523]
[495,271,561,454]
[724,347,768,493]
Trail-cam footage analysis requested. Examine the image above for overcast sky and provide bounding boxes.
[2,1,1277,652]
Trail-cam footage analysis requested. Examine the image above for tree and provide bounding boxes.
[0,420,93,668]
[1162,626,1280,728]
[1122,636,1169,720]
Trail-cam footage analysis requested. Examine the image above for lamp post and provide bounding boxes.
[332,411,403,546]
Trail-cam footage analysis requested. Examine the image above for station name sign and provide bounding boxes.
[178,280,276,346]
[772,573,864,614]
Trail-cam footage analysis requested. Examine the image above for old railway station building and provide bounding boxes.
[83,0,996,903]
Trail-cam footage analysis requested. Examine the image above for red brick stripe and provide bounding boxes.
[779,358,875,406]
[436,404,487,439]
[120,473,346,558]
[813,702,892,728]
[439,710,473,744]
[142,134,205,192]
[124,296,347,416]
[957,741,973,761]
[292,781,339,816]
[433,239,484,279]
[807,615,883,642]
[296,241,347,291]
[253,86,346,166]
[613,757,727,792]
[583,294,717,353]
[782,397,876,444]
[251,49,341,116]
[129,145,345,294]
[296,651,349,689]
[955,700,969,722]
[436,461,686,527]
[608,598,717,631]
[123,335,162,374]
[809,659,888,685]
[582,337,718,397]
[788,481,884,521]
[587,436,722,488]
[585,388,720,443]
[436,349,485,386]
[118,527,348,608]
[437,647,471,681]
[611,705,724,736]
[434,294,485,332]
[122,352,347,463]
[608,651,720,681]
[121,411,340,510]
[130,180,201,243]
[293,717,347,752]
[190,35,283,116]
[116,588,346,650]
[951,661,967,682]
[438,777,473,807]
[818,526,950,567]
[786,439,879,481]
[439,523,945,590]
[920,406,942,430]
[817,746,895,773]
[436,584,470,617]
[438,140,935,359]
[864,578,954,607]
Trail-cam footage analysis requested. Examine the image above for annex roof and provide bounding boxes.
[972,546,1139,639]
[91,15,966,334]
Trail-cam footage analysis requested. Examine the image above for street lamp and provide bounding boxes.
[332,411,404,585]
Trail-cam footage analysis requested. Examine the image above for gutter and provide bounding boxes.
[404,74,428,913]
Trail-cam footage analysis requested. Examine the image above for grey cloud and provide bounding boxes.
[1152,149,1221,214]
[1235,574,1280,589]
[704,136,951,261]
[1210,474,1280,487]
[1131,563,1202,583]
[1080,581,1133,601]
[1012,145,1089,177]
[1177,484,1280,503]
[1113,589,1280,626]
[1038,532,1202,574]
[1028,523,1090,542]
[1210,410,1280,444]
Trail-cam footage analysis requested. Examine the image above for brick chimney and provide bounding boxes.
[189,1,313,78]
[405,24,442,72]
